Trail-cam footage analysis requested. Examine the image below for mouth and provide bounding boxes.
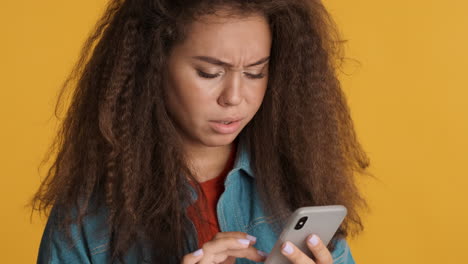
[216,121,235,125]
[209,118,243,134]
[211,118,243,124]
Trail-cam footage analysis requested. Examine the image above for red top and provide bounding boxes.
[186,142,237,248]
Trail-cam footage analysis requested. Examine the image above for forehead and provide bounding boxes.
[174,13,272,62]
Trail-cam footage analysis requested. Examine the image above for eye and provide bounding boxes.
[196,70,220,79]
[196,69,266,80]
[244,72,265,79]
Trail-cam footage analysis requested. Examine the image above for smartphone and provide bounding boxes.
[264,205,347,264]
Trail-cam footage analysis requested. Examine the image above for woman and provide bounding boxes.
[31,0,369,263]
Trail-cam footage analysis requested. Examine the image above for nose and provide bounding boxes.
[217,71,243,107]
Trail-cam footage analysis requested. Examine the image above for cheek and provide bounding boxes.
[247,81,268,107]
[167,75,214,120]
[178,82,213,110]
[178,65,214,97]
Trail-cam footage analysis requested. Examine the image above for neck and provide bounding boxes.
[184,141,235,183]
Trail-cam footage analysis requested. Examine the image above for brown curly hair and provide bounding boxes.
[29,0,370,262]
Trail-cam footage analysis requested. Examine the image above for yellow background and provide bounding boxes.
[1,0,467,263]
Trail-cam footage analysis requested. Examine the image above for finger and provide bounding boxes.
[306,234,333,264]
[202,237,251,256]
[223,246,269,263]
[281,241,315,264]
[212,232,257,244]
[198,233,258,264]
[181,248,204,264]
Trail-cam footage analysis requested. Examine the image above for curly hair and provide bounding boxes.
[29,0,370,263]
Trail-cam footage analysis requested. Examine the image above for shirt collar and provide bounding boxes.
[185,134,254,204]
[231,133,254,178]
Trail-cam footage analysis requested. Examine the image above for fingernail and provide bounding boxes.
[282,242,294,255]
[193,248,203,256]
[257,250,269,257]
[246,234,257,242]
[308,234,319,246]
[238,238,250,245]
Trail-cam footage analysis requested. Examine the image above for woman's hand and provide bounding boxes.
[281,234,333,264]
[181,232,268,264]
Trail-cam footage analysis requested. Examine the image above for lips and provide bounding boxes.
[209,119,243,134]
[211,117,243,123]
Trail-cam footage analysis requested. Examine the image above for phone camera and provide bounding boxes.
[294,216,308,230]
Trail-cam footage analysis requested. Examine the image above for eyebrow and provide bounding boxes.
[191,55,270,68]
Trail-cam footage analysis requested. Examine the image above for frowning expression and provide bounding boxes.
[164,12,271,148]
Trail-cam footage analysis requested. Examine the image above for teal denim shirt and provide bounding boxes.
[37,135,356,264]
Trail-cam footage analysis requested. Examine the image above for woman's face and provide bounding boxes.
[164,12,271,148]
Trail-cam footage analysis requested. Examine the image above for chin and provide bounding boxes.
[201,133,239,147]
